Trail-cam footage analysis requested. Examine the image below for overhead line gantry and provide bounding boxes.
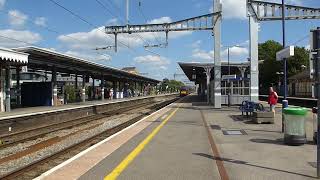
[104,12,221,52]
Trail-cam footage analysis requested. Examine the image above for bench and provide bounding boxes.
[239,101,264,117]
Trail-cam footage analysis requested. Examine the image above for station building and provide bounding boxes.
[179,62,251,106]
[0,46,159,112]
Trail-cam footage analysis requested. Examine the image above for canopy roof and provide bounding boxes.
[0,47,28,65]
[178,62,250,83]
[13,46,159,84]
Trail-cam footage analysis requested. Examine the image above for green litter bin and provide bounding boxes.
[283,107,307,145]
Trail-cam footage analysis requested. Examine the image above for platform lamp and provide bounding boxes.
[276,71,284,94]
[223,45,245,75]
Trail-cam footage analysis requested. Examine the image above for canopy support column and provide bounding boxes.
[5,66,11,112]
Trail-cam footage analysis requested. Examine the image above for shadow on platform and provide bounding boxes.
[210,123,282,134]
[192,153,317,179]
[250,138,315,146]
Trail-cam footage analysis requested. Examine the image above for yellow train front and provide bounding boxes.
[179,87,189,97]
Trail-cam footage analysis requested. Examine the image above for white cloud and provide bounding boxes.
[222,0,247,20]
[191,40,202,48]
[0,0,5,9]
[190,43,249,62]
[148,17,172,24]
[58,17,192,51]
[0,29,41,47]
[211,0,302,20]
[159,66,168,70]
[134,55,170,66]
[106,18,118,25]
[34,17,47,27]
[192,48,214,61]
[222,46,248,57]
[8,10,28,27]
[305,45,310,51]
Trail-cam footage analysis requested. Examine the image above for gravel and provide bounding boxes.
[0,104,152,176]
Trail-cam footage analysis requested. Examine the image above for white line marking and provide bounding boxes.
[33,101,175,180]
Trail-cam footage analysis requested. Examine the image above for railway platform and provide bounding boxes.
[0,95,171,120]
[35,95,317,180]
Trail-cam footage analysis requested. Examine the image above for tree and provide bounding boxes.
[258,40,309,94]
[287,46,309,77]
[258,40,282,93]
[159,78,184,92]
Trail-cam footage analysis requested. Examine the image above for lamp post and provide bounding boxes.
[224,45,245,75]
[282,0,287,100]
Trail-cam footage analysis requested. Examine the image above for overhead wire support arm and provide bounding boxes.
[105,12,221,34]
[105,12,221,52]
[247,0,320,21]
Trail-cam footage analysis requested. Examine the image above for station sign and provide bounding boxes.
[222,74,237,80]
[21,66,28,73]
[276,46,294,61]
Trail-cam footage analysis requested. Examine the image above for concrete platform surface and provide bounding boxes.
[36,95,318,180]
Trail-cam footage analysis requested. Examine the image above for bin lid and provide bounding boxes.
[283,108,307,116]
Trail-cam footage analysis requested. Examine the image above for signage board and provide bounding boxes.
[276,46,294,61]
[222,74,237,80]
[21,66,28,73]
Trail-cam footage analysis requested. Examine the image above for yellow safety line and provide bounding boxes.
[104,107,180,180]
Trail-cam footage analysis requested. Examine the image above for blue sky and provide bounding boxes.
[0,0,319,82]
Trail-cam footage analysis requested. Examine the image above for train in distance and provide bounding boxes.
[179,86,194,97]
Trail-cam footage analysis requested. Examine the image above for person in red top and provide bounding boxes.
[268,87,278,113]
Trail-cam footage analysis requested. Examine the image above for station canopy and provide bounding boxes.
[178,62,250,83]
[0,47,28,65]
[13,46,159,84]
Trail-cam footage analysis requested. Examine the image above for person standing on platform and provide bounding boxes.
[268,87,278,113]
[109,88,113,100]
[64,90,68,104]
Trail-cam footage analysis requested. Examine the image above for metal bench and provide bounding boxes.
[239,101,264,117]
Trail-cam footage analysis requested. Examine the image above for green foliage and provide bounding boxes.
[64,85,76,102]
[287,46,309,77]
[258,40,309,94]
[258,40,282,89]
[159,79,184,92]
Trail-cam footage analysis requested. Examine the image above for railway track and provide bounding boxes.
[0,100,155,150]
[0,97,178,180]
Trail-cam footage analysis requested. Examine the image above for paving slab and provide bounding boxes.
[79,96,220,180]
[202,104,317,180]
[38,95,318,180]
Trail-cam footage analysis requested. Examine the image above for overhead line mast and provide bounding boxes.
[94,0,155,54]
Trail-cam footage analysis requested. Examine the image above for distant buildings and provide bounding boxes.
[288,69,313,98]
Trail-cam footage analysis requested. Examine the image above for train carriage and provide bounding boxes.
[180,86,189,97]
